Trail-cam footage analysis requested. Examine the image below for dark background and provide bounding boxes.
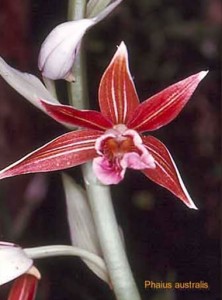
[0,0,220,299]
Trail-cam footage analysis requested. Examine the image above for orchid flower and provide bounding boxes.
[0,42,207,209]
[0,242,40,300]
[38,0,123,81]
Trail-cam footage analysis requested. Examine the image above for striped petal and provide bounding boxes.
[41,100,112,130]
[127,71,208,132]
[8,274,38,300]
[0,130,100,180]
[99,42,140,124]
[142,135,197,209]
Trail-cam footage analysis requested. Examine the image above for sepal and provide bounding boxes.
[0,130,100,180]
[142,136,198,209]
[41,100,112,130]
[0,57,58,111]
[99,42,139,124]
[128,71,208,132]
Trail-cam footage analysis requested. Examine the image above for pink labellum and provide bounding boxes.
[121,152,155,170]
[93,125,156,184]
[93,156,125,184]
[142,135,197,209]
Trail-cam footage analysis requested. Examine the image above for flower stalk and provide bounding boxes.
[68,48,88,109]
[68,0,87,21]
[67,1,141,299]
[24,245,107,274]
[68,0,88,109]
[83,163,141,300]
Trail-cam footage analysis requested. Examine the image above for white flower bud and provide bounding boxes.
[38,19,95,81]
[38,0,123,81]
[0,242,33,285]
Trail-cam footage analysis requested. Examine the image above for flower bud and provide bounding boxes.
[38,19,94,81]
[0,242,33,285]
[38,0,123,81]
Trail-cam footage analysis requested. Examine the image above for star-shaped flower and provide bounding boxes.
[0,42,207,209]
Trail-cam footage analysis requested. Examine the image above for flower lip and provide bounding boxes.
[95,124,128,154]
[95,124,134,154]
[93,156,126,184]
[93,126,156,185]
[120,151,155,170]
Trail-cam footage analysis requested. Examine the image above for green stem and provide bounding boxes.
[83,163,141,300]
[42,77,57,99]
[67,1,141,299]
[68,0,88,110]
[68,49,88,110]
[24,245,106,274]
[68,0,87,20]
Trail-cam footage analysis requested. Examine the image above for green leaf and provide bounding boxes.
[62,173,109,283]
[87,0,112,18]
[87,0,123,20]
[0,57,58,113]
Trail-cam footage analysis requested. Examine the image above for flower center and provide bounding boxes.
[95,124,140,162]
[103,136,135,160]
[93,126,156,185]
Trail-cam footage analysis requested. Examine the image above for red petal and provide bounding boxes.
[99,42,140,124]
[127,71,208,132]
[8,274,38,300]
[0,130,100,180]
[142,135,197,209]
[41,100,112,130]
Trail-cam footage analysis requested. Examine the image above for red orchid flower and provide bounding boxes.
[0,42,207,209]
